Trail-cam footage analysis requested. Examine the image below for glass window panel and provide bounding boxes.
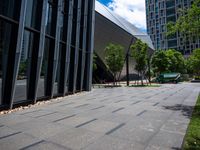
[14,31,35,103]
[168,40,177,47]
[166,0,175,8]
[37,38,51,98]
[60,0,71,42]
[45,0,58,36]
[53,43,62,96]
[0,0,22,21]
[166,8,175,16]
[0,21,18,105]
[25,0,43,30]
[166,15,176,22]
[0,21,2,105]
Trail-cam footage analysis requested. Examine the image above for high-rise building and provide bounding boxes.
[145,0,200,55]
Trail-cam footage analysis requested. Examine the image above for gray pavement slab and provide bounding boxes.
[46,128,103,150]
[83,135,145,150]
[20,140,72,150]
[0,83,199,150]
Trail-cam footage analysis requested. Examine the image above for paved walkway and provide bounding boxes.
[0,83,200,150]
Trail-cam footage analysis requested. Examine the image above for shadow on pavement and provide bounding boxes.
[163,104,194,118]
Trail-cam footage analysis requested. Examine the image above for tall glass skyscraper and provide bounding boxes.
[145,0,200,55]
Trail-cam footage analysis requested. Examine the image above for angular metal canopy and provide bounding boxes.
[94,1,154,81]
[95,1,154,50]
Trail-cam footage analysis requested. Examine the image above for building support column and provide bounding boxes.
[62,0,74,95]
[33,0,48,103]
[50,0,62,98]
[84,0,95,91]
[3,0,27,109]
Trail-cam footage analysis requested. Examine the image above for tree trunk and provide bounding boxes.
[113,73,116,86]
[148,59,151,85]
[141,73,144,86]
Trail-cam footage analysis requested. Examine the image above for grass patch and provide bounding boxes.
[183,94,200,150]
[128,84,161,87]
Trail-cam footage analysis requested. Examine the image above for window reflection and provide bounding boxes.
[0,0,22,21]
[0,21,2,104]
[60,0,69,41]
[14,31,35,103]
[0,21,18,105]
[25,0,43,30]
[53,43,62,96]
[37,38,52,98]
[46,0,58,36]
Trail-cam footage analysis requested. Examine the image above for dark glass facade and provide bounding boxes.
[0,0,95,109]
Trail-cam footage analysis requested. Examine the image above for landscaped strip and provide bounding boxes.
[183,94,200,150]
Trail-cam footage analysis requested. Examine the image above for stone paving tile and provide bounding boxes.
[0,132,41,150]
[147,130,184,149]
[83,135,145,150]
[34,112,71,123]
[0,126,21,138]
[0,114,32,127]
[78,109,111,119]
[160,120,188,135]
[55,116,95,127]
[125,117,164,131]
[22,123,72,139]
[99,113,134,123]
[138,110,172,121]
[46,128,103,150]
[109,126,156,145]
[20,140,72,150]
[79,119,120,133]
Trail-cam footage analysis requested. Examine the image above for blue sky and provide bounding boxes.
[97,0,147,32]
[98,0,110,5]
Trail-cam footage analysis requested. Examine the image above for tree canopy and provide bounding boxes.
[151,50,170,74]
[167,0,200,38]
[130,40,148,85]
[186,48,200,76]
[166,49,185,73]
[105,43,125,84]
[151,49,185,74]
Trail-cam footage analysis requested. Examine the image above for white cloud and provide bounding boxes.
[107,0,146,30]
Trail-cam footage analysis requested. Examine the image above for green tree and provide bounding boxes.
[152,49,186,75]
[166,49,186,73]
[105,43,125,85]
[130,40,148,85]
[18,60,27,77]
[151,50,170,74]
[167,0,200,39]
[186,48,200,76]
[93,54,97,72]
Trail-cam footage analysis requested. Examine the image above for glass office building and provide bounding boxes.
[145,0,200,55]
[0,0,95,109]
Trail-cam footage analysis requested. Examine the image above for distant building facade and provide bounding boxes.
[145,0,200,55]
